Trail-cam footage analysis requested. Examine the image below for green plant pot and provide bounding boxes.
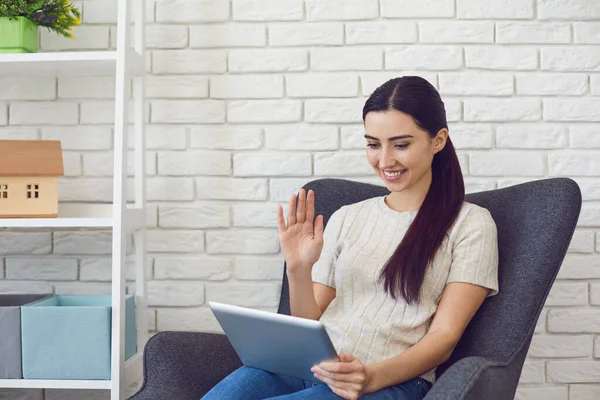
[0,16,38,54]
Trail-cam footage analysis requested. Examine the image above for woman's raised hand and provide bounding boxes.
[276,189,324,276]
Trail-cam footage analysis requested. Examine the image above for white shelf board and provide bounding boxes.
[0,50,145,77]
[0,378,111,390]
[0,203,145,229]
[0,352,143,390]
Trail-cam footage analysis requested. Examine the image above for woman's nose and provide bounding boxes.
[380,149,396,167]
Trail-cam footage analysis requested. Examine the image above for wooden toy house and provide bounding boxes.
[0,140,64,218]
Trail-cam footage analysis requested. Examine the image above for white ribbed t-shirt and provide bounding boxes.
[311,195,499,385]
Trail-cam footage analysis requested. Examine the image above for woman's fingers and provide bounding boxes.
[285,189,316,228]
[276,204,286,233]
[314,214,323,242]
[317,376,360,399]
[317,362,356,373]
[297,189,306,223]
[313,367,363,384]
[305,190,315,225]
[288,193,297,226]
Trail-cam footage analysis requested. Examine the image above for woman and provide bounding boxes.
[202,76,499,400]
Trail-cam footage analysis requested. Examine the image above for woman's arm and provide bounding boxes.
[288,266,335,320]
[313,282,490,398]
[365,282,490,393]
[277,188,340,321]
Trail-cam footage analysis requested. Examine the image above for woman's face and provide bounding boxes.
[364,109,446,193]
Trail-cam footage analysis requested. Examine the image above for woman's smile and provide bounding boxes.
[382,169,407,182]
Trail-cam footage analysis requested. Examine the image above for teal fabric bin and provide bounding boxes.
[0,294,52,379]
[20,294,137,380]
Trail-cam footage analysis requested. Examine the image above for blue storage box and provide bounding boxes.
[20,294,137,380]
[0,294,53,379]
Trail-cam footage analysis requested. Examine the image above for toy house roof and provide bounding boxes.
[0,140,64,177]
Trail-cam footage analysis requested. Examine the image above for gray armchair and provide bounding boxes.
[130,177,582,400]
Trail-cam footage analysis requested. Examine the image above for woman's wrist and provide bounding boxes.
[286,263,312,280]
[364,363,380,394]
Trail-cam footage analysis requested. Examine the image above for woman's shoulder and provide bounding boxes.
[461,202,495,224]
[331,196,381,215]
[448,202,497,242]
[324,196,381,233]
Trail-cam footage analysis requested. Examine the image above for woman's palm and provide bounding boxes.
[277,189,324,273]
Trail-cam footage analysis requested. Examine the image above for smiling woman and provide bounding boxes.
[202,76,499,400]
[361,76,464,305]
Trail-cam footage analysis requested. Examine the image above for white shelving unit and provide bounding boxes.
[0,50,145,77]
[0,0,147,399]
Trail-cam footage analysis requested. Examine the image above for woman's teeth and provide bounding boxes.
[384,170,406,177]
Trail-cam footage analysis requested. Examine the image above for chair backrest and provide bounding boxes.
[277,177,581,381]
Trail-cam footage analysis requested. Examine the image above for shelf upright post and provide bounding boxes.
[111,0,132,398]
[133,0,149,384]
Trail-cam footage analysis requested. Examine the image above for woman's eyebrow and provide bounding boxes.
[364,134,413,141]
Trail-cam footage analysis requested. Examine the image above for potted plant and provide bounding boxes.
[0,0,81,54]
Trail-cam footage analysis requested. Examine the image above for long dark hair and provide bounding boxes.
[362,76,465,304]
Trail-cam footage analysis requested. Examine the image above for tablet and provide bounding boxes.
[208,301,338,383]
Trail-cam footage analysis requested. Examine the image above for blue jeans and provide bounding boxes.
[201,366,432,400]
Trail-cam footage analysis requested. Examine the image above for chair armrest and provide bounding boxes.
[424,356,512,400]
[129,331,242,400]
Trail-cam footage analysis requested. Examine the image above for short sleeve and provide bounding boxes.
[311,206,347,289]
[446,206,499,297]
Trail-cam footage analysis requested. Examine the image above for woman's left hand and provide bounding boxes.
[311,353,372,400]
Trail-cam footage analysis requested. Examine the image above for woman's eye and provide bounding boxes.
[366,144,408,149]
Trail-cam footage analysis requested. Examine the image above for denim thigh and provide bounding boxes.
[361,377,432,400]
[201,366,311,400]
[264,377,433,400]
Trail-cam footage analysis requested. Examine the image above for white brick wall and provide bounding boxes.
[229,49,308,72]
[0,78,56,100]
[156,0,229,23]
[305,0,378,21]
[232,0,303,21]
[270,22,343,46]
[190,23,265,48]
[2,1,600,399]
